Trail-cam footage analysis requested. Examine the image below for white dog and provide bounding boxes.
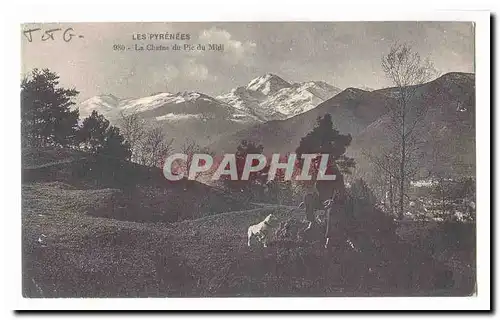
[247,214,278,248]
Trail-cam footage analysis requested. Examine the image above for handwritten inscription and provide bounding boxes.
[23,27,84,43]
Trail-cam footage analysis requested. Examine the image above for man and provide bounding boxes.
[303,157,340,222]
[321,165,348,249]
[301,160,348,248]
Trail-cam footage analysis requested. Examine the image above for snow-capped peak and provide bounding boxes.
[79,74,343,127]
[258,80,341,118]
[217,76,342,121]
[80,91,226,119]
[81,94,119,106]
[246,73,291,95]
[78,94,121,118]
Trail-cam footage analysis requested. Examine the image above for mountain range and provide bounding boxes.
[209,72,475,181]
[78,73,341,148]
[78,72,475,180]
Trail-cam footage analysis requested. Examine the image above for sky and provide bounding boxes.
[21,22,474,102]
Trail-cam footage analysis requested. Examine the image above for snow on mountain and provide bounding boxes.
[78,91,261,149]
[120,92,191,113]
[80,74,341,125]
[217,75,341,121]
[245,73,291,95]
[216,85,287,122]
[78,73,341,148]
[260,81,342,117]
[79,91,258,124]
[155,113,204,122]
[210,72,476,182]
[78,94,120,118]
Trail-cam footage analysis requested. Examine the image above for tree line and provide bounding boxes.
[22,41,474,222]
[18,64,372,199]
[21,68,131,159]
[21,68,176,165]
[216,113,357,203]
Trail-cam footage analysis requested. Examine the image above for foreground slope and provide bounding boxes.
[22,180,475,297]
[22,147,250,222]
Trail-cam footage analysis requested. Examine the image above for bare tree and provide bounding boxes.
[179,138,215,180]
[118,111,146,162]
[363,147,400,216]
[376,43,435,219]
[138,126,174,167]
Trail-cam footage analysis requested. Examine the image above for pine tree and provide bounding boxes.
[77,111,110,154]
[77,110,131,160]
[221,140,269,193]
[100,126,132,160]
[295,114,355,176]
[21,68,79,147]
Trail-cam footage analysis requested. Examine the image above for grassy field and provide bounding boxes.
[20,147,475,297]
[22,147,252,222]
[22,181,475,297]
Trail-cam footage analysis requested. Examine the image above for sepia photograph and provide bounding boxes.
[12,8,491,310]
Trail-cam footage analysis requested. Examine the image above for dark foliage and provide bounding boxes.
[77,110,132,160]
[349,178,378,208]
[296,114,355,175]
[221,140,269,193]
[21,69,131,161]
[21,68,79,147]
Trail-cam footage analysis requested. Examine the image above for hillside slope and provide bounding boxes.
[22,147,251,222]
[353,72,475,179]
[210,86,393,155]
[210,72,475,179]
[22,181,475,297]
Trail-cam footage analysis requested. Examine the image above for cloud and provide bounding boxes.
[182,59,217,82]
[197,27,256,64]
[21,22,473,101]
[164,65,180,81]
